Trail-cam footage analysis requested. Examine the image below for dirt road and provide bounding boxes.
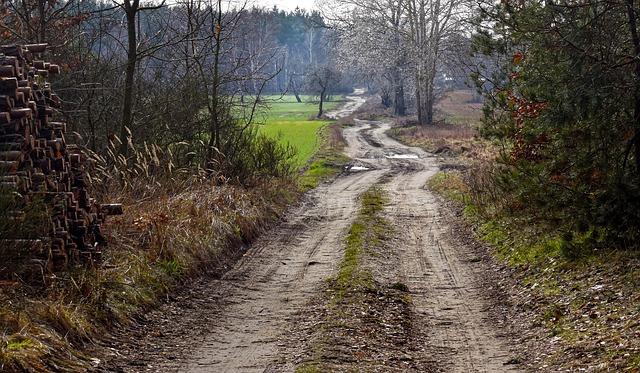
[97,93,518,372]
[356,120,519,372]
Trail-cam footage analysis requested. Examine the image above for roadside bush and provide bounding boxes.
[473,0,640,252]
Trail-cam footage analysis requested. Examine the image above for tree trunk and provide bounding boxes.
[425,79,434,124]
[416,85,424,125]
[120,1,138,156]
[318,87,326,118]
[381,88,391,108]
[391,6,405,116]
[626,0,640,176]
[207,0,223,161]
[289,76,302,103]
[393,68,406,116]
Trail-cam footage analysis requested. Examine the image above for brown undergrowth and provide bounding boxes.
[386,89,640,370]
[430,168,640,371]
[386,90,492,160]
[0,177,297,372]
[0,134,298,372]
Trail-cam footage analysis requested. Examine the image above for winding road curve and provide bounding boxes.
[100,92,518,373]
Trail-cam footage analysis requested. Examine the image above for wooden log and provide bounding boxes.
[10,108,32,119]
[0,56,19,68]
[17,87,32,97]
[0,175,18,182]
[13,93,24,106]
[0,160,18,171]
[0,77,18,94]
[50,122,66,131]
[0,134,24,142]
[24,44,47,53]
[0,95,12,110]
[38,106,53,117]
[100,204,124,216]
[32,172,45,183]
[0,45,23,58]
[0,120,20,132]
[0,150,22,161]
[51,94,61,107]
[48,65,61,75]
[0,65,16,78]
[0,142,22,151]
[70,153,81,166]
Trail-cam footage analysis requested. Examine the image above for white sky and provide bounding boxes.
[259,0,318,11]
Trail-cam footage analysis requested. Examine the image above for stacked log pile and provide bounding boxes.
[0,43,122,274]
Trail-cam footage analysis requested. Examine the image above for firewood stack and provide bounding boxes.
[0,43,122,273]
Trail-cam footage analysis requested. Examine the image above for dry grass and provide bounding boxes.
[388,124,495,161]
[435,89,483,126]
[0,138,298,372]
[386,89,493,160]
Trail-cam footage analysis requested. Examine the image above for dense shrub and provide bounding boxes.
[473,0,640,249]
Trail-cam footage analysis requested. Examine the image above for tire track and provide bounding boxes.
[98,93,519,373]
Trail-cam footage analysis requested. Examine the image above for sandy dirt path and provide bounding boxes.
[161,92,381,372]
[355,120,519,372]
[96,93,518,372]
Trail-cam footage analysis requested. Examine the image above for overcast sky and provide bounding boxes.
[260,0,318,11]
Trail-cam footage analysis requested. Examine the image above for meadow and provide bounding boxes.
[257,95,341,168]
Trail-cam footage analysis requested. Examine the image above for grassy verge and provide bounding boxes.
[298,122,350,191]
[256,95,350,191]
[428,169,640,371]
[295,187,423,372]
[0,179,297,372]
[386,124,495,161]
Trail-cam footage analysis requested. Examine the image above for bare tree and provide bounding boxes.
[333,0,408,115]
[404,0,466,125]
[307,66,341,117]
[326,0,468,124]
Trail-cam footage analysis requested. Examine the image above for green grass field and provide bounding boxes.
[257,95,341,168]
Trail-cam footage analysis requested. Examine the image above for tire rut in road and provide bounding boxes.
[97,95,520,373]
[368,122,521,372]
[155,93,378,373]
[272,114,520,372]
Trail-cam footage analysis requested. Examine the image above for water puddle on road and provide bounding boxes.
[386,154,419,159]
[347,165,371,172]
